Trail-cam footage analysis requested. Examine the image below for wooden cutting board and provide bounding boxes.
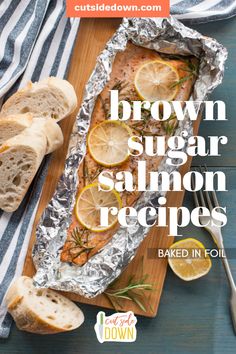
[23,18,202,317]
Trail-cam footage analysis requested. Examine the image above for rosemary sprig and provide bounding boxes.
[170,60,198,89]
[160,53,187,61]
[129,104,153,135]
[88,168,103,183]
[83,159,103,183]
[104,276,153,313]
[111,80,129,92]
[162,113,177,136]
[141,107,152,127]
[71,247,94,261]
[69,227,94,261]
[71,228,91,248]
[104,257,154,313]
[186,59,199,74]
[131,127,155,136]
[171,74,193,88]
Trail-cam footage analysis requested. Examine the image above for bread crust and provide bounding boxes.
[7,296,23,311]
[1,77,77,122]
[0,122,47,212]
[6,276,84,335]
[30,118,64,154]
[43,77,77,115]
[0,112,32,124]
[9,301,75,334]
[0,113,33,145]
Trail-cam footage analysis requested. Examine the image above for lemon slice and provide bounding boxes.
[88,120,132,167]
[168,238,212,281]
[134,60,179,101]
[75,182,122,232]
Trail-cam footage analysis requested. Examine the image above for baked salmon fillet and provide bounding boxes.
[61,43,198,266]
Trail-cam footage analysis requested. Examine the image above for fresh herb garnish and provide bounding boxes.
[162,113,177,136]
[131,127,155,136]
[171,75,192,88]
[104,257,154,313]
[111,80,128,92]
[69,227,94,261]
[171,60,198,89]
[160,54,187,61]
[83,159,103,183]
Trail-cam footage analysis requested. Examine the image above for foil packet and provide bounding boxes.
[33,17,227,297]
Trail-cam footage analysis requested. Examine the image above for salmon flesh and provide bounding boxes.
[61,43,198,265]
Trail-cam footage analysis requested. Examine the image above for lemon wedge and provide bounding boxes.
[75,182,122,232]
[134,60,179,101]
[88,120,132,167]
[168,238,212,281]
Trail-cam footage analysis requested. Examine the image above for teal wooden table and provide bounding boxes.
[1,17,236,354]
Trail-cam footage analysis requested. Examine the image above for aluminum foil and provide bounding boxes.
[33,17,227,297]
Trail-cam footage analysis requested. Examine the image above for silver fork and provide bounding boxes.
[192,166,236,334]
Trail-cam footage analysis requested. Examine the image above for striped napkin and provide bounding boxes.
[0,0,80,338]
[171,0,236,23]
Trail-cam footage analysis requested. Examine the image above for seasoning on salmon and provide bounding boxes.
[61,43,198,266]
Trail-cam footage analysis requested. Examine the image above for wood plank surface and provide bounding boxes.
[23,18,202,317]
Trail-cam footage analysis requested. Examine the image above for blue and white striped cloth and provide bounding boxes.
[0,0,80,338]
[0,0,235,340]
[171,0,236,23]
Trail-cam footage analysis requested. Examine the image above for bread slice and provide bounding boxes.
[6,276,84,334]
[0,113,33,145]
[31,118,64,154]
[1,77,77,122]
[0,121,47,212]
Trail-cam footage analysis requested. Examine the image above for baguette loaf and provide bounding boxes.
[0,113,33,145]
[31,118,64,154]
[1,77,77,122]
[6,276,84,334]
[0,121,47,212]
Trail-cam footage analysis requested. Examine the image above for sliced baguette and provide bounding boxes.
[6,276,84,334]
[1,77,77,122]
[0,121,47,212]
[31,118,64,154]
[0,113,33,145]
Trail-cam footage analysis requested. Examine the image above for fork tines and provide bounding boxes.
[191,165,220,210]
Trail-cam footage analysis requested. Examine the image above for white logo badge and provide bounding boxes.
[94,311,137,343]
